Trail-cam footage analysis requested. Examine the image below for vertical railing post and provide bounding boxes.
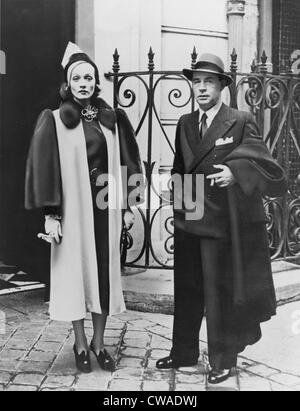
[258,50,268,139]
[191,46,198,112]
[112,48,120,108]
[230,48,238,109]
[144,47,155,267]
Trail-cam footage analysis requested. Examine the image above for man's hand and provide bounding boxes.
[207,165,237,188]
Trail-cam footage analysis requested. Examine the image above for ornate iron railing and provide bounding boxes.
[106,48,300,268]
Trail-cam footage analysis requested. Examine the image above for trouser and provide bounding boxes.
[171,229,238,369]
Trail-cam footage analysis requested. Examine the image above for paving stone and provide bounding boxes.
[116,312,142,321]
[117,357,144,368]
[113,367,144,381]
[121,347,147,358]
[41,375,75,388]
[123,338,149,348]
[5,339,34,351]
[147,325,171,336]
[40,387,73,392]
[108,379,142,391]
[40,332,67,343]
[176,373,205,384]
[13,373,45,386]
[150,335,172,350]
[104,337,120,347]
[0,349,27,361]
[177,364,207,374]
[0,371,12,384]
[125,331,149,339]
[25,351,56,363]
[0,360,21,371]
[237,357,257,370]
[143,369,174,381]
[247,364,279,378]
[149,349,170,360]
[105,329,123,338]
[34,341,63,352]
[18,361,51,374]
[239,372,272,391]
[75,372,110,390]
[270,382,295,391]
[5,384,38,391]
[127,320,155,330]
[175,383,206,392]
[270,373,300,387]
[143,381,170,391]
[49,352,77,376]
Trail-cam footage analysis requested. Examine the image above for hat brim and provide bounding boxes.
[182,68,233,86]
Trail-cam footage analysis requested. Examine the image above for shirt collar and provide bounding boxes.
[199,99,223,128]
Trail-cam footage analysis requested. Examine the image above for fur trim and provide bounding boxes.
[59,98,117,130]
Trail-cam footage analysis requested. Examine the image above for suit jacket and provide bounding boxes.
[172,103,287,238]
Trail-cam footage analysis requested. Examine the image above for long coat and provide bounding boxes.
[25,98,143,321]
[172,103,287,352]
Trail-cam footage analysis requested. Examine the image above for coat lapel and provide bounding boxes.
[187,104,237,173]
[184,109,200,152]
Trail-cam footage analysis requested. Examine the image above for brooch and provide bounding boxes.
[81,105,98,122]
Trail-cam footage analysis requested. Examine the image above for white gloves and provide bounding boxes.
[44,215,62,244]
[124,209,135,230]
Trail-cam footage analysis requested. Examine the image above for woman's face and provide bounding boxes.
[69,63,96,102]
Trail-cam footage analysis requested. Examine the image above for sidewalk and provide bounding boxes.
[0,289,299,391]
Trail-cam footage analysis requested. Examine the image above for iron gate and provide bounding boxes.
[106,48,300,269]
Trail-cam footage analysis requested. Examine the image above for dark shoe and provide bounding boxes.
[73,345,91,374]
[90,343,116,372]
[208,368,231,384]
[156,356,197,370]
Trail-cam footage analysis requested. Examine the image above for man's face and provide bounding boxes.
[69,63,96,101]
[192,72,223,111]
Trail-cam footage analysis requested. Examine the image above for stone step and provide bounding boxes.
[122,263,300,314]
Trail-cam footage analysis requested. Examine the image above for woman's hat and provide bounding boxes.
[61,42,100,85]
[183,53,232,86]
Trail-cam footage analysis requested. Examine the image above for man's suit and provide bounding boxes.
[171,103,287,369]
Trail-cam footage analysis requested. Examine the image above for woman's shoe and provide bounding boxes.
[73,344,91,374]
[208,368,231,384]
[90,343,116,372]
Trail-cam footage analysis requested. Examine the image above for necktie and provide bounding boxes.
[200,112,208,139]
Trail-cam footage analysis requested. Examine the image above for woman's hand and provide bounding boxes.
[45,215,63,244]
[124,209,135,230]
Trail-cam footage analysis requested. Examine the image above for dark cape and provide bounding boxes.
[25,98,143,211]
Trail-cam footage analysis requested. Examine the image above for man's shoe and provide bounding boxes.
[208,368,231,384]
[73,345,91,374]
[90,343,116,372]
[156,356,197,369]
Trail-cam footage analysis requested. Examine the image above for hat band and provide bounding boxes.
[194,62,224,74]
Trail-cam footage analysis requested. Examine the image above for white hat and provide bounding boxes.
[61,41,84,69]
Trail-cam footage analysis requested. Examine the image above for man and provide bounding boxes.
[156,53,287,384]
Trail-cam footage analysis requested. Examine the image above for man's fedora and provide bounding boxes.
[183,53,232,86]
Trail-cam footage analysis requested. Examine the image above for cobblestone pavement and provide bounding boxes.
[0,290,299,391]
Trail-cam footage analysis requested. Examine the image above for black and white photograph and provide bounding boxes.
[0,0,300,394]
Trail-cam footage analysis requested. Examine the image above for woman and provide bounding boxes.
[25,42,143,373]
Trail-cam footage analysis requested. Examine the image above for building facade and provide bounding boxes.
[0,0,300,274]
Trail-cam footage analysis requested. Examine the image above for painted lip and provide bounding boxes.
[79,90,89,94]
